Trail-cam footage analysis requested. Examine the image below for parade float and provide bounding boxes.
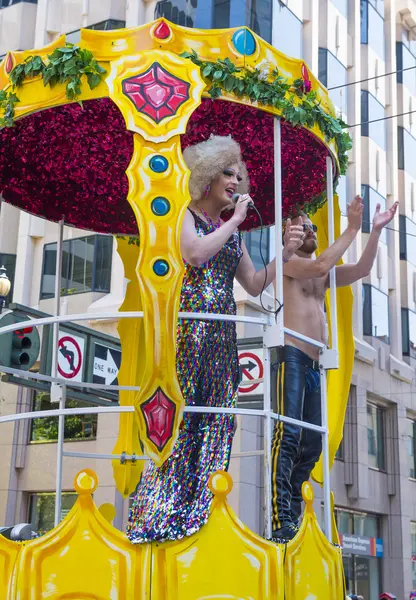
[0,18,354,598]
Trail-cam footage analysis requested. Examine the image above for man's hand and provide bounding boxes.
[372,201,398,232]
[347,195,364,231]
[283,218,305,257]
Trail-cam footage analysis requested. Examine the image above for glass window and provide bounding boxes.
[246,0,272,43]
[272,3,302,59]
[155,0,196,27]
[66,19,126,44]
[367,403,385,470]
[28,492,77,536]
[213,0,230,28]
[361,185,386,243]
[330,0,348,18]
[412,522,416,590]
[399,215,416,265]
[40,235,112,299]
[398,126,416,180]
[1,0,37,5]
[396,42,416,97]
[363,284,390,343]
[408,419,416,479]
[361,90,386,150]
[318,48,348,115]
[360,1,385,60]
[402,308,416,358]
[0,253,16,307]
[30,392,98,442]
[243,227,270,272]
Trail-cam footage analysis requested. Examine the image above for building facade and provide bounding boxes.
[0,0,416,598]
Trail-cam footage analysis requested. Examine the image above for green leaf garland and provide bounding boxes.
[181,50,352,176]
[0,43,107,128]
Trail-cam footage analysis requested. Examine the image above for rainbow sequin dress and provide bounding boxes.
[127,210,242,543]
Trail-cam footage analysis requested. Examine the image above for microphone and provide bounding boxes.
[231,193,254,208]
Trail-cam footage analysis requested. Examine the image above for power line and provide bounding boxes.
[347,108,416,128]
[328,64,416,91]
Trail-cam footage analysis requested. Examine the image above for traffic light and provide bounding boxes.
[0,311,40,371]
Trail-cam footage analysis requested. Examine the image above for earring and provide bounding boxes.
[205,185,211,197]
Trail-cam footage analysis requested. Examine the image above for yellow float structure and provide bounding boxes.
[0,17,354,598]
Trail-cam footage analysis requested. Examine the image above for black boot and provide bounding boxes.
[271,522,299,543]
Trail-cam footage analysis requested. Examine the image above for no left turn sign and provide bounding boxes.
[57,332,85,382]
[238,349,264,395]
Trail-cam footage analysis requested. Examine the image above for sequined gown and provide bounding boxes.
[127,210,242,544]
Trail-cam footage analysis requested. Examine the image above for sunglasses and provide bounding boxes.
[303,223,318,233]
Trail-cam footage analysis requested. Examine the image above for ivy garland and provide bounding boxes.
[180,50,352,176]
[0,44,106,128]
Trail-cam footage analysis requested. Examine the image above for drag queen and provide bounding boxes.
[127,135,303,543]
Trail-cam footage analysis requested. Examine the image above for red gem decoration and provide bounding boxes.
[122,63,190,123]
[153,21,171,40]
[301,64,312,94]
[141,387,176,451]
[5,53,13,75]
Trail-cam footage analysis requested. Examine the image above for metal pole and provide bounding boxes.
[274,118,284,346]
[320,368,332,540]
[326,157,339,363]
[262,328,272,538]
[54,383,66,527]
[51,219,64,382]
[52,219,64,527]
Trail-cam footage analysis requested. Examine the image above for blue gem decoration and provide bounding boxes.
[151,197,170,216]
[232,29,256,56]
[153,259,169,276]
[149,155,168,173]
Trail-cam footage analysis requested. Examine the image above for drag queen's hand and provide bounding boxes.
[232,194,252,225]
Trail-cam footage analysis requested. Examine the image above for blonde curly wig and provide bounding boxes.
[183,135,250,202]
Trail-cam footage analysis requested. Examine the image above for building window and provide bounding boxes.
[0,253,16,306]
[402,308,416,358]
[1,0,37,5]
[272,3,302,59]
[40,235,112,300]
[361,90,386,150]
[28,492,77,536]
[318,48,348,115]
[30,391,98,443]
[360,0,385,60]
[155,0,196,28]
[330,0,348,18]
[155,0,272,42]
[396,42,416,97]
[367,403,385,470]
[361,185,386,242]
[412,522,416,589]
[65,19,126,44]
[409,419,416,479]
[243,227,270,272]
[363,284,390,343]
[398,126,416,180]
[399,215,416,265]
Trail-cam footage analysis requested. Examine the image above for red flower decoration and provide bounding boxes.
[301,63,312,93]
[5,53,13,75]
[122,63,190,123]
[141,388,176,451]
[0,97,328,234]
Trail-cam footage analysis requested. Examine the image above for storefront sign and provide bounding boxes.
[339,534,383,557]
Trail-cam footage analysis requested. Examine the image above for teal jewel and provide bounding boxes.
[149,155,169,173]
[232,29,256,56]
[153,259,169,276]
[151,197,170,216]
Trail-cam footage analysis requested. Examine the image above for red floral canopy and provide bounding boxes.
[0,97,329,234]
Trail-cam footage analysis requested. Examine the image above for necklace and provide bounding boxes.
[198,206,221,229]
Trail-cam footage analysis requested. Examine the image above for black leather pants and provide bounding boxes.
[271,345,322,529]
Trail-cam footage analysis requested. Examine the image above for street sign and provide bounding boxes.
[238,349,264,395]
[57,332,85,382]
[93,343,121,386]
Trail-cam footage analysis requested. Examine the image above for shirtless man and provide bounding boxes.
[271,195,398,542]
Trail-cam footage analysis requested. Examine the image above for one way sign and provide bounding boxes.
[93,343,121,386]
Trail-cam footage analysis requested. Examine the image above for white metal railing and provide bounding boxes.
[0,117,339,541]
